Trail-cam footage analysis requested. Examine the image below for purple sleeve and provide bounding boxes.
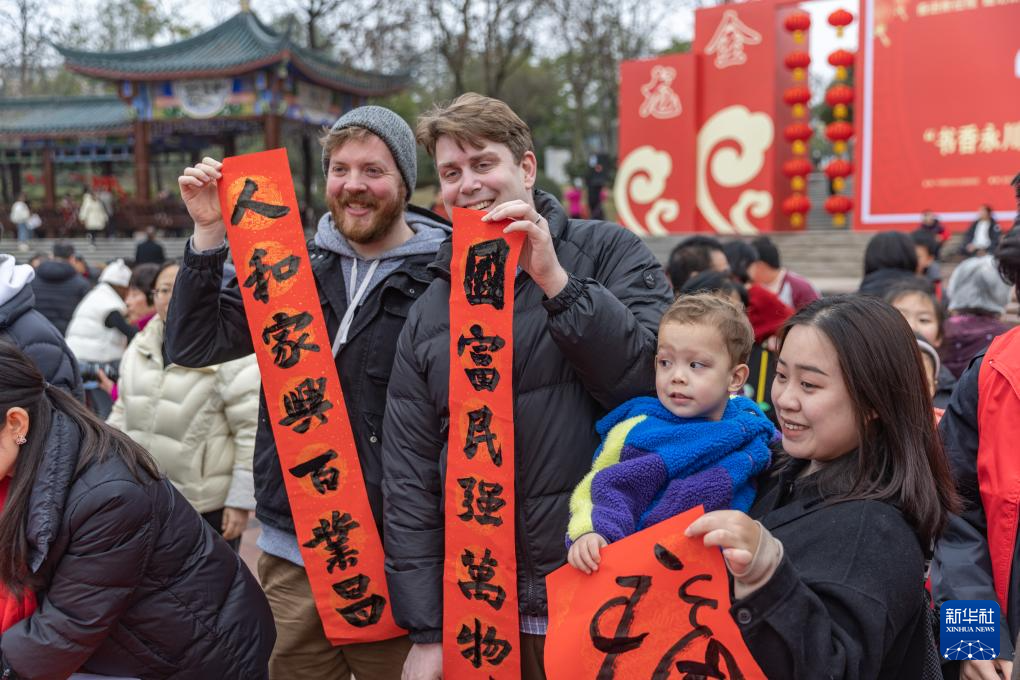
[590,448,669,543]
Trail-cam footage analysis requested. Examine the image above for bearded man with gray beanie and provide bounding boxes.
[165,106,449,679]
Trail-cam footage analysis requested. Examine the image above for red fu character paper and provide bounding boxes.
[546,506,765,680]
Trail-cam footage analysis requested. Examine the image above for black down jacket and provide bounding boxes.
[381,190,672,642]
[30,259,91,336]
[734,458,934,678]
[0,285,83,402]
[0,409,275,679]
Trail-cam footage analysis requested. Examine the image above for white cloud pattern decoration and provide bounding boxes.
[696,105,774,235]
[613,145,680,236]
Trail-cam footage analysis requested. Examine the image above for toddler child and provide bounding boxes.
[566,292,776,573]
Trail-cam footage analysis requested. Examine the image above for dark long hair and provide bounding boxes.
[0,342,160,592]
[775,296,959,547]
[863,231,918,275]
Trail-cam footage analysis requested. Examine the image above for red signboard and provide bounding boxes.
[857,0,1020,230]
[694,1,788,234]
[615,55,697,235]
[616,0,806,235]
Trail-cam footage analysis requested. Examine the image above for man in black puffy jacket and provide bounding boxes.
[30,242,91,335]
[383,93,672,680]
[0,253,82,401]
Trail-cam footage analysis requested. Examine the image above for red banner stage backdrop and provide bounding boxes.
[617,0,1019,235]
[856,0,1020,230]
[616,1,805,234]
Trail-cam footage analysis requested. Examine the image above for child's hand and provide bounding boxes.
[685,510,783,597]
[567,533,607,574]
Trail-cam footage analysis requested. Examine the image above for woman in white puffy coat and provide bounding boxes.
[108,260,259,549]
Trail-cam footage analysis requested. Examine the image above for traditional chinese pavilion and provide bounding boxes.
[0,8,407,216]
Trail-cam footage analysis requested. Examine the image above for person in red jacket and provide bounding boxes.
[933,174,1020,680]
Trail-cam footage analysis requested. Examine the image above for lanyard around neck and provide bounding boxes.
[332,258,380,355]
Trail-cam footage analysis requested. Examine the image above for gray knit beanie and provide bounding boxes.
[321,106,417,200]
[946,254,1012,314]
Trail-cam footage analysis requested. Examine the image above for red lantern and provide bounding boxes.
[824,195,853,226]
[825,84,854,120]
[783,158,813,192]
[828,49,855,81]
[785,122,813,155]
[826,121,854,154]
[824,158,854,192]
[784,51,812,81]
[828,8,854,38]
[782,194,812,228]
[784,11,811,44]
[783,86,812,118]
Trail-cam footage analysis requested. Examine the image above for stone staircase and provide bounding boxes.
[0,236,191,266]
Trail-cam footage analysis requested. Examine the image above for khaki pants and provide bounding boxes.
[258,552,411,680]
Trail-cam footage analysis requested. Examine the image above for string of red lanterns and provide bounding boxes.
[782,9,814,228]
[823,7,856,227]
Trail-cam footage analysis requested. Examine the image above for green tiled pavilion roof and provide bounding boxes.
[55,11,407,96]
[0,96,132,138]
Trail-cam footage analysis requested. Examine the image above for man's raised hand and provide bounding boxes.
[179,157,226,250]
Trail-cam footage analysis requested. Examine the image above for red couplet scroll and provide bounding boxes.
[546,506,765,680]
[219,148,404,645]
[444,207,525,678]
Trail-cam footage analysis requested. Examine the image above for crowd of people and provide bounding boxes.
[0,94,1018,680]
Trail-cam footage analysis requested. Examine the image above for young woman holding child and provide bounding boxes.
[687,294,958,679]
[0,342,274,679]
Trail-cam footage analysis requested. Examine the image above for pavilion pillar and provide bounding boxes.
[301,131,313,210]
[133,119,151,202]
[10,163,22,200]
[42,148,55,210]
[264,114,281,150]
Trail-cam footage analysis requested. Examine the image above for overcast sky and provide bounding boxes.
[36,0,859,81]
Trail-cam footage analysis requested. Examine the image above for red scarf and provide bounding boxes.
[0,476,36,632]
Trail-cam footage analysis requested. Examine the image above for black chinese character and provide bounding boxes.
[590,575,652,678]
[457,618,512,668]
[333,573,371,600]
[671,639,746,680]
[230,178,290,225]
[303,511,360,572]
[288,450,340,494]
[279,377,333,433]
[331,573,388,628]
[458,548,506,610]
[457,324,505,391]
[464,239,510,309]
[652,544,747,680]
[243,248,300,303]
[464,406,502,466]
[337,594,387,628]
[261,311,320,368]
[457,477,506,526]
